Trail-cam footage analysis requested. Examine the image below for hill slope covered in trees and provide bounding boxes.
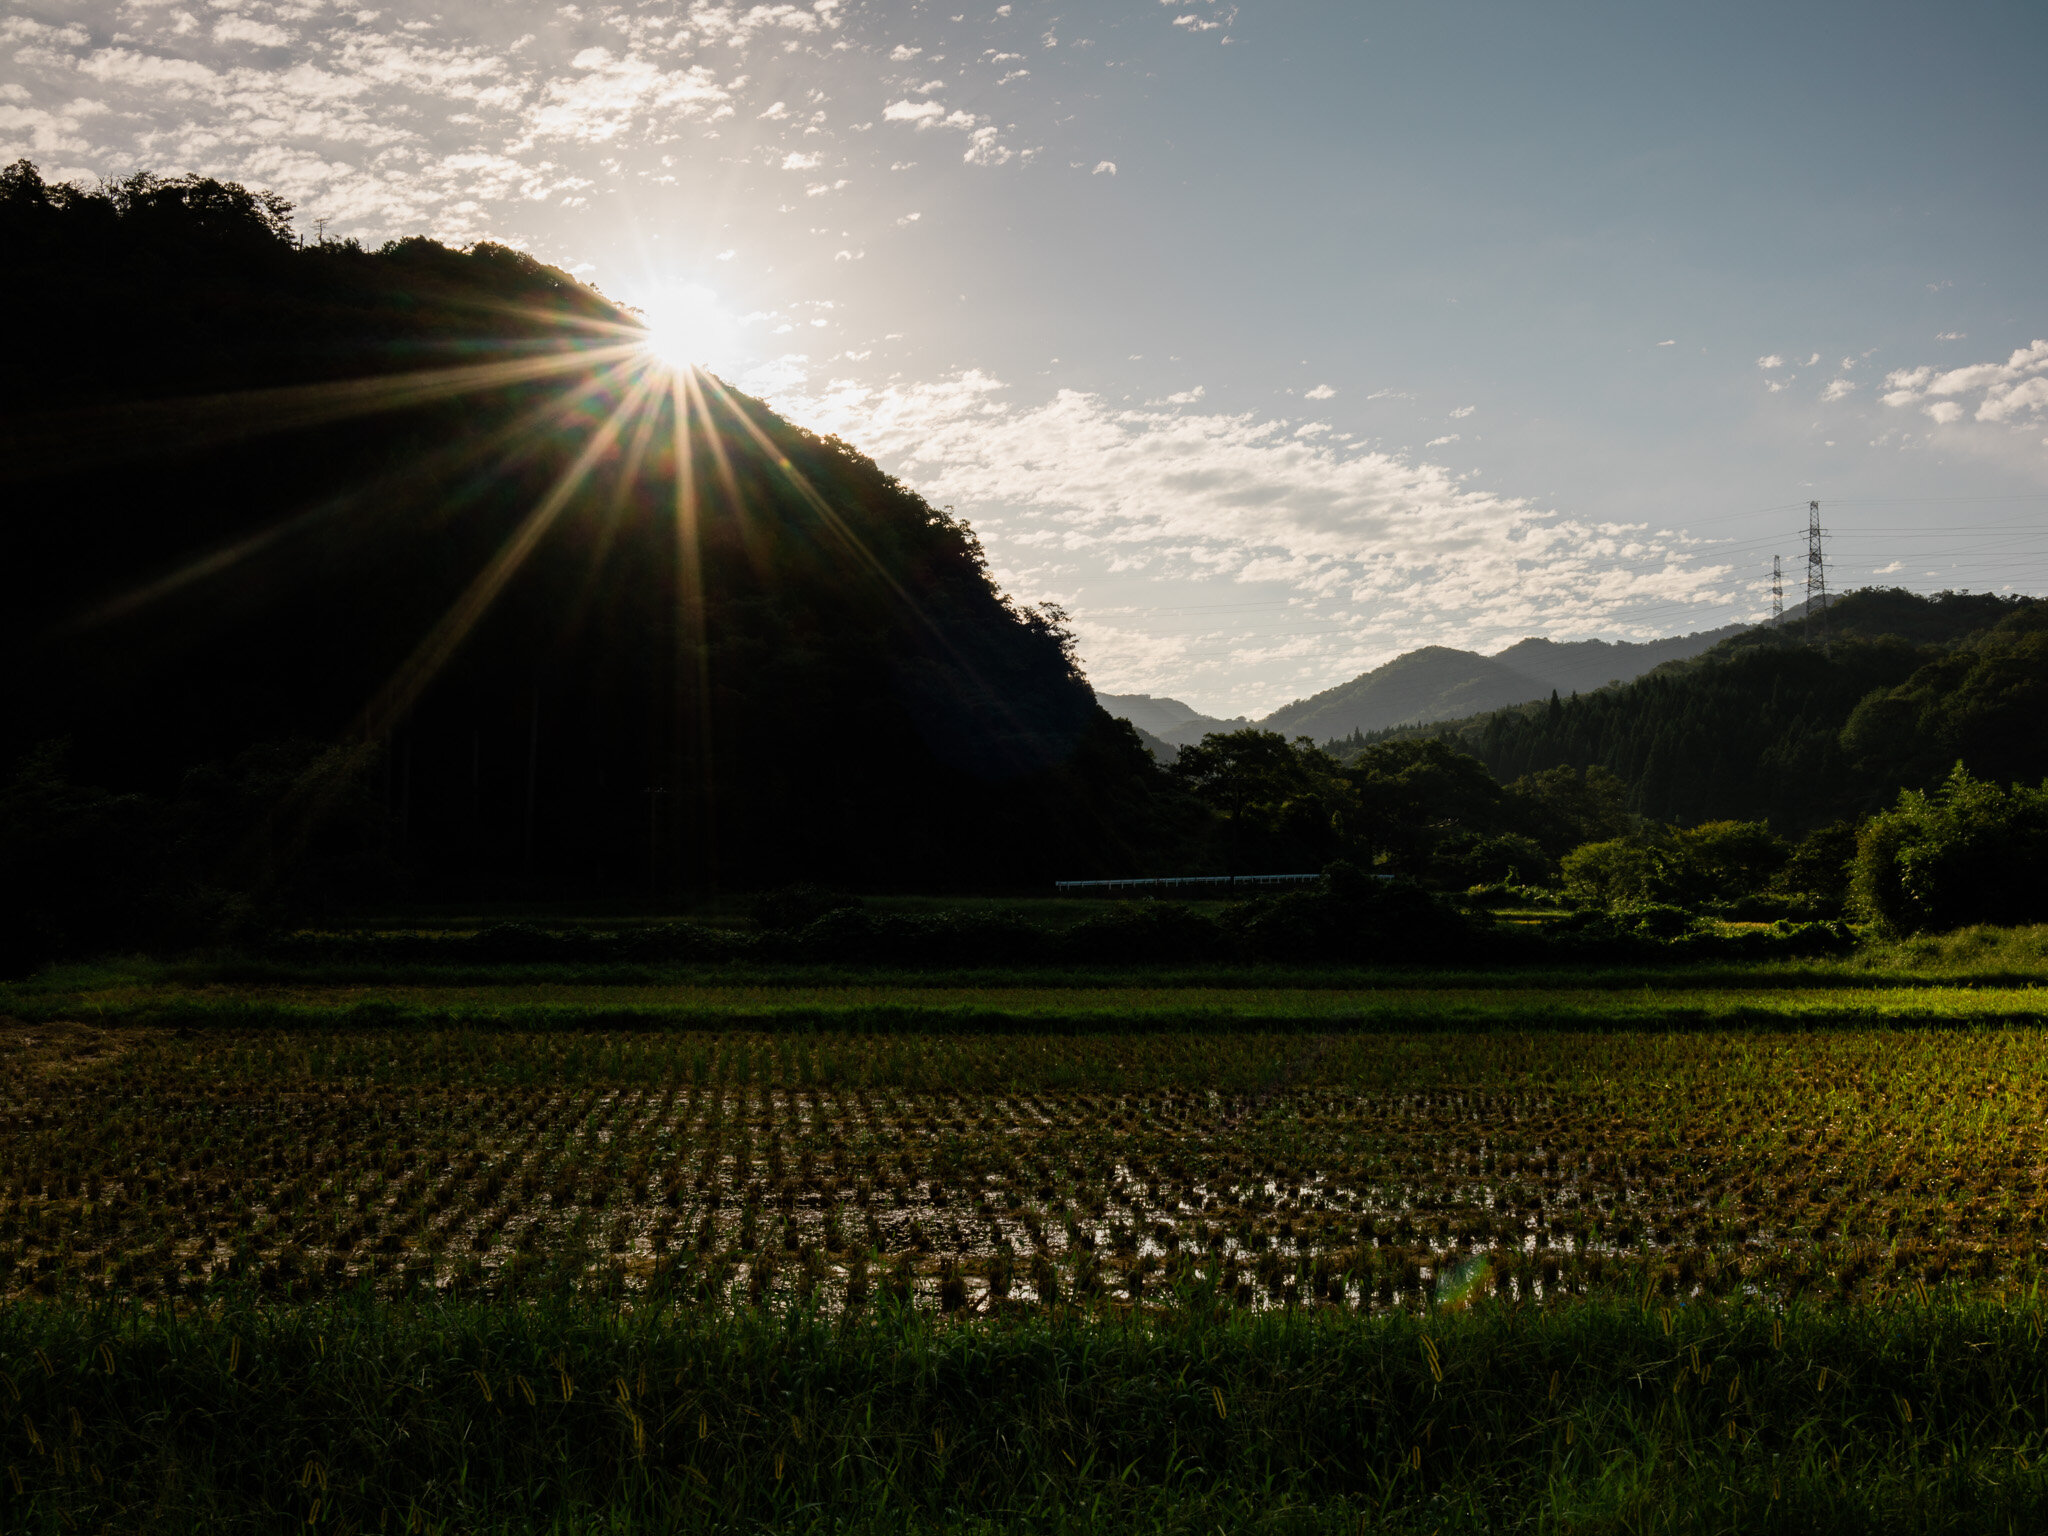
[1357,589,2046,831]
[0,160,1187,952]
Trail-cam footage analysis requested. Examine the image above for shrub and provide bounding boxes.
[750,885,858,931]
[1852,764,2048,935]
[1219,862,1478,964]
[1612,902,1695,941]
[1559,837,1673,907]
[1059,902,1222,965]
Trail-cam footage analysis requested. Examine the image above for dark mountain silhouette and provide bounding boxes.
[0,159,1185,935]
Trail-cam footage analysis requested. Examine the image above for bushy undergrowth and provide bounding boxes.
[266,873,1856,972]
[2,1293,2045,1533]
[1847,922,2048,975]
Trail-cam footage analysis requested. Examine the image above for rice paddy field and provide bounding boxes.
[6,1021,2048,1311]
[4,930,2048,1531]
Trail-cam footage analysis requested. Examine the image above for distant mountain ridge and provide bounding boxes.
[1098,624,1748,750]
[1095,693,1248,749]
[1259,625,1749,740]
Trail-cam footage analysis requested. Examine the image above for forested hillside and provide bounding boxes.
[1389,589,2047,830]
[0,160,1187,953]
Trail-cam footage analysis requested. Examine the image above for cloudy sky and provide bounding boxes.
[7,0,2047,716]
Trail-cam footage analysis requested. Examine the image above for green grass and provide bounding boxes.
[8,974,2048,1035]
[11,925,2048,1009]
[4,1291,2047,1533]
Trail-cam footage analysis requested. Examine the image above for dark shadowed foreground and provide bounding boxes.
[4,1295,2047,1533]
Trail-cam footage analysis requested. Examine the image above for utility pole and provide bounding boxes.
[1805,500,1828,647]
[1770,555,1784,628]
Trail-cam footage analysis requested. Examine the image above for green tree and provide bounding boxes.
[1851,763,2048,934]
[1773,821,1859,914]
[1670,820,1788,902]
[1841,605,2048,792]
[1559,837,1674,907]
[1506,763,1633,851]
[1344,738,1523,877]
[1171,729,1355,868]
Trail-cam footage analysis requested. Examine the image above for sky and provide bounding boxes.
[6,0,2047,717]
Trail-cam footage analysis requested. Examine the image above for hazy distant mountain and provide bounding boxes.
[1125,721,1180,763]
[1098,625,1749,751]
[1259,625,1749,741]
[1096,693,1248,749]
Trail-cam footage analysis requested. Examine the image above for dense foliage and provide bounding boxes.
[1851,765,2048,936]
[1420,590,2046,830]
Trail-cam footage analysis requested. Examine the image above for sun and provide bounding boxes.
[640,316,697,372]
[631,283,739,376]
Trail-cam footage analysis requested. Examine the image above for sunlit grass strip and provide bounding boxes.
[14,981,2048,1032]
[2,1293,2046,1532]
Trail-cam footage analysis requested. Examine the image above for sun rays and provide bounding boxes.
[37,293,933,891]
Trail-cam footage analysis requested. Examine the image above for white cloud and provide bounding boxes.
[1880,339,2048,427]
[754,364,1741,707]
[1448,404,1475,418]
[1655,339,1675,347]
[895,210,920,224]
[782,150,821,169]
[214,17,293,47]
[1092,159,1115,175]
[882,98,944,125]
[1757,355,1784,370]
[528,51,730,144]
[962,123,1009,164]
[1303,384,1335,400]
[0,98,103,153]
[1820,378,1856,402]
[1426,433,1460,447]
[889,44,921,60]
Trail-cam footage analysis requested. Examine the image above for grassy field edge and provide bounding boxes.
[4,1291,2047,1532]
